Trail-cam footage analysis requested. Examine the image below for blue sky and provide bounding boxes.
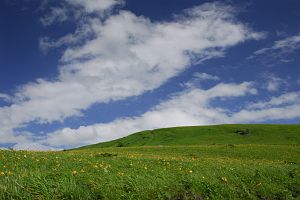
[0,0,300,150]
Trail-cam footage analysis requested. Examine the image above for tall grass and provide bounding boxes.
[0,144,299,199]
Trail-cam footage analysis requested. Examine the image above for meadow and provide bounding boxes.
[0,125,299,199]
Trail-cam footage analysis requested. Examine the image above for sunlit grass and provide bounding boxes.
[0,144,299,199]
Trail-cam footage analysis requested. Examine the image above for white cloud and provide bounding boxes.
[262,73,286,92]
[39,23,93,53]
[271,33,300,52]
[40,6,68,26]
[231,104,300,123]
[193,72,220,81]
[39,0,124,27]
[0,130,32,146]
[0,93,11,102]
[265,79,281,92]
[183,72,220,88]
[13,142,58,151]
[0,2,262,144]
[251,33,300,61]
[43,82,256,147]
[229,91,300,123]
[65,0,124,13]
[247,91,300,109]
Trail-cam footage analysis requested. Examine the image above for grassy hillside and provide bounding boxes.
[77,124,300,149]
[1,124,299,199]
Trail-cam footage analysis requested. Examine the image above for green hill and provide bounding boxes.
[2,124,300,199]
[77,124,300,149]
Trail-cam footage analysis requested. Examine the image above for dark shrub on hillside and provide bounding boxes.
[235,128,250,135]
[116,142,125,147]
[96,153,118,157]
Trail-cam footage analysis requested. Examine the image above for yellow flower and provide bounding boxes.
[72,171,77,176]
[118,172,124,176]
[188,170,193,173]
[0,172,5,176]
[221,177,227,182]
[80,169,85,173]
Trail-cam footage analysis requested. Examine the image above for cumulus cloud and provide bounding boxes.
[0,1,263,147]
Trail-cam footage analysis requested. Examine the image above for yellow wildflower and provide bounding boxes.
[118,172,124,176]
[221,177,227,182]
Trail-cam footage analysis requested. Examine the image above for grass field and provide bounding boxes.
[78,124,300,149]
[0,125,299,199]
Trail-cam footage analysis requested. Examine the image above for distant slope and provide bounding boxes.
[76,124,300,149]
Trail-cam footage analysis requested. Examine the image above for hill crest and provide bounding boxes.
[76,124,300,150]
